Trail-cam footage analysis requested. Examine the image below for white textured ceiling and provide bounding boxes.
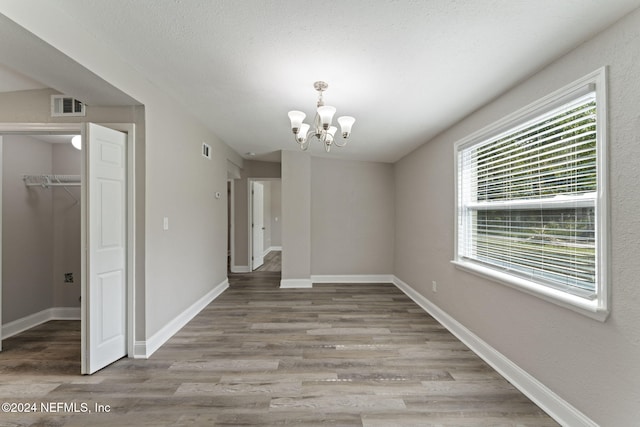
[21,1,640,162]
[0,13,140,106]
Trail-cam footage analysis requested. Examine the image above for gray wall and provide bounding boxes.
[52,142,81,309]
[311,157,394,275]
[269,181,281,248]
[143,102,238,338]
[2,135,54,323]
[394,8,640,426]
[2,135,82,325]
[281,151,311,283]
[262,181,272,253]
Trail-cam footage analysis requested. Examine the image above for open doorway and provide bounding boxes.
[0,133,82,374]
[249,179,282,273]
[0,123,135,375]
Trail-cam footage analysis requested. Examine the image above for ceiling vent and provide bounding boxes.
[51,95,86,117]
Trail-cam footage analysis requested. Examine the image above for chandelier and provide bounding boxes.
[287,81,355,153]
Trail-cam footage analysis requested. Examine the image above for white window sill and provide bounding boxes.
[451,259,610,322]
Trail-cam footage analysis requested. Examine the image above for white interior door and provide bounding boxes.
[82,123,127,374]
[252,182,264,270]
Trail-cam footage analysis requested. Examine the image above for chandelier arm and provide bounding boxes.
[333,138,348,148]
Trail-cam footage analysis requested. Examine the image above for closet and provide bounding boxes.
[1,134,81,340]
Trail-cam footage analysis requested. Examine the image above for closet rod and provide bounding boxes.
[22,175,81,204]
[24,182,81,187]
[23,174,81,188]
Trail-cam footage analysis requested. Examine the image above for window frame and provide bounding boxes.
[452,67,609,321]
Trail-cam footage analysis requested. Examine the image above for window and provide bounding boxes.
[453,68,609,320]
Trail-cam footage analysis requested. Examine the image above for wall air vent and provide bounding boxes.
[202,142,212,159]
[51,95,86,117]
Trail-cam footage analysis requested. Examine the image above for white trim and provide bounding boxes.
[453,67,609,321]
[227,179,235,274]
[0,123,82,133]
[311,274,394,284]
[231,265,250,273]
[132,341,147,359]
[142,279,229,358]
[453,69,604,151]
[392,275,598,427]
[2,307,81,339]
[280,278,313,288]
[263,246,282,257]
[451,260,608,321]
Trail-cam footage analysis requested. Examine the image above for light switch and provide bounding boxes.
[163,217,169,230]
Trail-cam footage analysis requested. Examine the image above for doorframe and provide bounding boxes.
[0,122,136,361]
[227,179,235,273]
[247,178,280,272]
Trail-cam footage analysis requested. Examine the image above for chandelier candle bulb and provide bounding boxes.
[338,116,355,138]
[288,110,306,133]
[327,126,338,139]
[297,123,310,143]
[317,105,337,129]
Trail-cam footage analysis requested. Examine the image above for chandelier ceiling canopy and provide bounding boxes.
[288,81,355,153]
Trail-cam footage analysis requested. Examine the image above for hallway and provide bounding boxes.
[0,273,557,426]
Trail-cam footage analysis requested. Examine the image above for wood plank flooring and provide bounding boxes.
[255,251,281,272]
[0,272,558,426]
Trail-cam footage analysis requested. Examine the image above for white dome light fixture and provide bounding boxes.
[71,135,82,150]
[288,81,355,153]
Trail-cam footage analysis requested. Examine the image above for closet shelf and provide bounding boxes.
[23,174,81,188]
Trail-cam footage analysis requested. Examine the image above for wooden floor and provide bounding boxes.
[0,272,558,426]
[255,250,281,272]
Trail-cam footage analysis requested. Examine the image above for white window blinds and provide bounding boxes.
[457,91,598,298]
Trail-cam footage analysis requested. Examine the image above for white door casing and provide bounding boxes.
[252,182,264,270]
[82,123,127,374]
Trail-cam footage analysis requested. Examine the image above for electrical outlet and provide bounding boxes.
[64,273,74,283]
[432,280,437,292]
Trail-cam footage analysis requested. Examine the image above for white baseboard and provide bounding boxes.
[280,278,313,288]
[2,307,81,339]
[392,275,597,427]
[132,341,148,359]
[264,246,282,256]
[311,274,394,284]
[231,265,250,273]
[139,279,229,359]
